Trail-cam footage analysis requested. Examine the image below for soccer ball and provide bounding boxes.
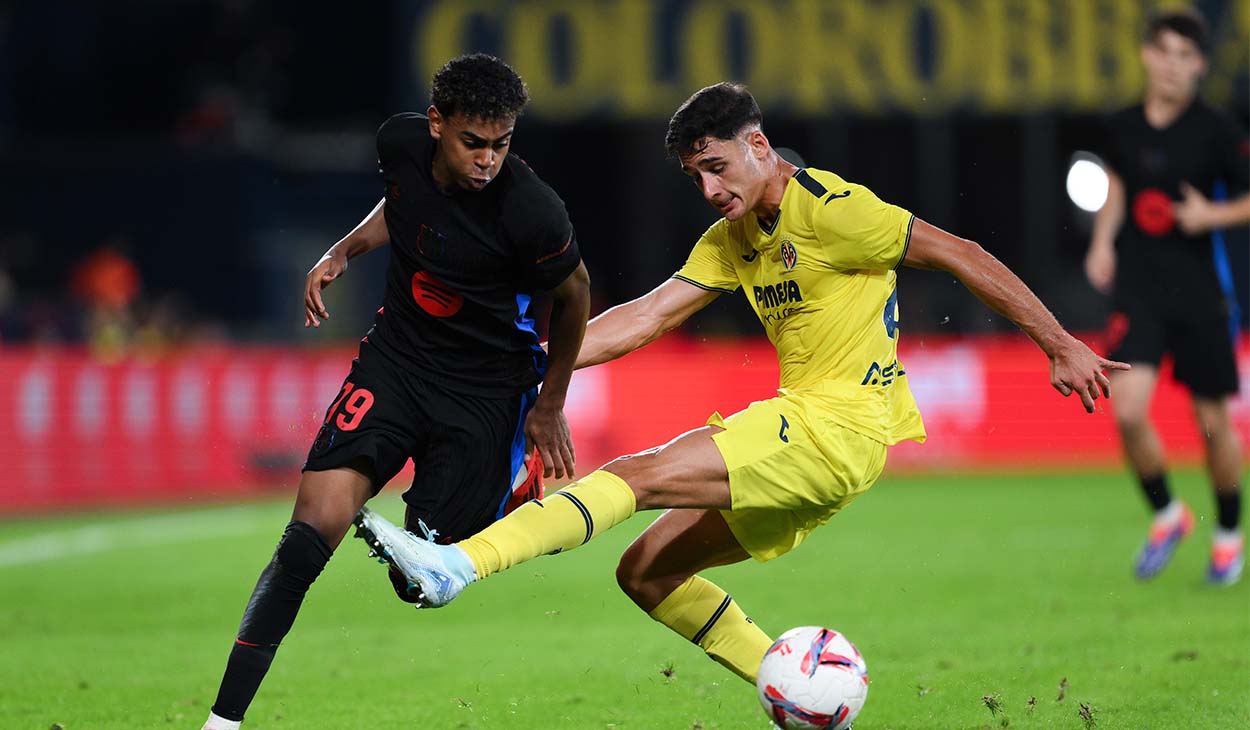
[756,626,869,730]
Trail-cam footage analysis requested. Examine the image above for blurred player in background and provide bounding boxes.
[354,82,1125,688]
[1083,9,1248,585]
[202,54,590,730]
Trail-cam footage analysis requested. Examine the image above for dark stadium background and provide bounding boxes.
[2,0,1245,345]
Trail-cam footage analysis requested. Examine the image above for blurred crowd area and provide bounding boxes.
[0,0,1247,356]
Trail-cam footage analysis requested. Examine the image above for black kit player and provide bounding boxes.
[201,54,590,730]
[1083,9,1249,584]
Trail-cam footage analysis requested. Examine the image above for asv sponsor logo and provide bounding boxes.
[860,360,905,387]
[754,280,803,309]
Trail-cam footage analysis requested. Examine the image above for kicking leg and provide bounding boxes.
[616,508,772,683]
[205,464,372,729]
[360,425,729,607]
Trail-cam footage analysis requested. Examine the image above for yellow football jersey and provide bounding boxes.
[674,168,926,445]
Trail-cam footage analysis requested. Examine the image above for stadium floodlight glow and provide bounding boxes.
[1066,154,1109,213]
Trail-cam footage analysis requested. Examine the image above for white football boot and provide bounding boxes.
[352,507,476,607]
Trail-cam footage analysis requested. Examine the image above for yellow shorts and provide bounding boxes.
[710,393,887,562]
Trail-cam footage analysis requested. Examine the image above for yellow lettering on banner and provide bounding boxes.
[1093,0,1147,109]
[980,0,1055,112]
[878,0,971,113]
[683,0,784,98]
[612,0,674,118]
[416,1,500,102]
[791,0,880,114]
[1204,0,1249,106]
[509,0,608,120]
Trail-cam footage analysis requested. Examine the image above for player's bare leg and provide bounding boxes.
[617,508,748,610]
[1112,367,1192,579]
[602,425,732,510]
[616,508,773,682]
[1192,395,1245,584]
[204,465,372,729]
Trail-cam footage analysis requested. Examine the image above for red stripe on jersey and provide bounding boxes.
[536,232,574,264]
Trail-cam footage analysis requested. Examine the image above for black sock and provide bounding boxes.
[1216,489,1242,531]
[211,521,333,721]
[1138,473,1172,513]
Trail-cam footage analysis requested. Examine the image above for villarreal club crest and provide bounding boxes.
[780,239,798,270]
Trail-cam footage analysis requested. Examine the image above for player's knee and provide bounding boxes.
[274,521,334,582]
[603,452,663,508]
[1114,406,1150,433]
[615,548,647,605]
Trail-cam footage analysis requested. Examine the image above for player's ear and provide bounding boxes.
[746,129,770,161]
[427,105,444,140]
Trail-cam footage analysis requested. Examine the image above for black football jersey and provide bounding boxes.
[366,113,581,396]
[1102,99,1249,318]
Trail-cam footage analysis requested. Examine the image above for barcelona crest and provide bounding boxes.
[780,240,798,270]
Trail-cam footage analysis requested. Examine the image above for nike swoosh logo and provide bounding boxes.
[824,190,852,204]
[742,250,760,262]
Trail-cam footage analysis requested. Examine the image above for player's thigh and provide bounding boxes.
[603,425,732,510]
[1169,317,1240,401]
[1191,394,1237,442]
[304,345,421,493]
[404,385,528,542]
[291,462,374,549]
[1109,366,1159,426]
[712,395,887,562]
[617,508,751,611]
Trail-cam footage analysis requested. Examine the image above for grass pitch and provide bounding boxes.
[1,468,1246,729]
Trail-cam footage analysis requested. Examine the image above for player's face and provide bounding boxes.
[428,106,515,192]
[679,131,770,221]
[1141,29,1206,102]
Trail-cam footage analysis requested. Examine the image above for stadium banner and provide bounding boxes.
[396,0,1249,118]
[1,335,1247,512]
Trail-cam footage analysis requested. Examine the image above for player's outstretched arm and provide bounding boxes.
[304,197,390,328]
[902,218,1130,413]
[574,277,720,369]
[1084,169,1124,294]
[527,261,591,479]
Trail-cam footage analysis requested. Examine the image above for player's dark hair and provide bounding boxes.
[1144,8,1210,55]
[431,53,529,120]
[665,82,763,158]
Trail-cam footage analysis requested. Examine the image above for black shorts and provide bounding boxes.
[1106,304,1239,398]
[304,341,538,542]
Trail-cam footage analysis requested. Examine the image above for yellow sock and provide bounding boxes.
[458,470,636,579]
[648,576,774,684]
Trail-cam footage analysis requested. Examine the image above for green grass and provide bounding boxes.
[1,469,1246,729]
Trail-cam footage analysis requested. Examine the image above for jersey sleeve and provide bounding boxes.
[1099,111,1127,176]
[673,220,740,293]
[813,183,914,271]
[516,189,581,291]
[376,113,426,173]
[1215,113,1250,195]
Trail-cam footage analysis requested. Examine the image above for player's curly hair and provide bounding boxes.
[1145,7,1209,55]
[431,53,529,120]
[665,82,763,159]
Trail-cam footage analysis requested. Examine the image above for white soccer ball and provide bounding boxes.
[756,626,869,730]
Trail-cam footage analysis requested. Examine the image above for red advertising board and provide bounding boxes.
[1,336,1246,512]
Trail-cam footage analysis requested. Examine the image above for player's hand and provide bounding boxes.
[1174,181,1213,236]
[1084,245,1115,294]
[524,398,575,480]
[304,250,348,328]
[1048,336,1130,413]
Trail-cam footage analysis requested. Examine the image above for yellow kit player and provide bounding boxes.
[353,83,1128,684]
